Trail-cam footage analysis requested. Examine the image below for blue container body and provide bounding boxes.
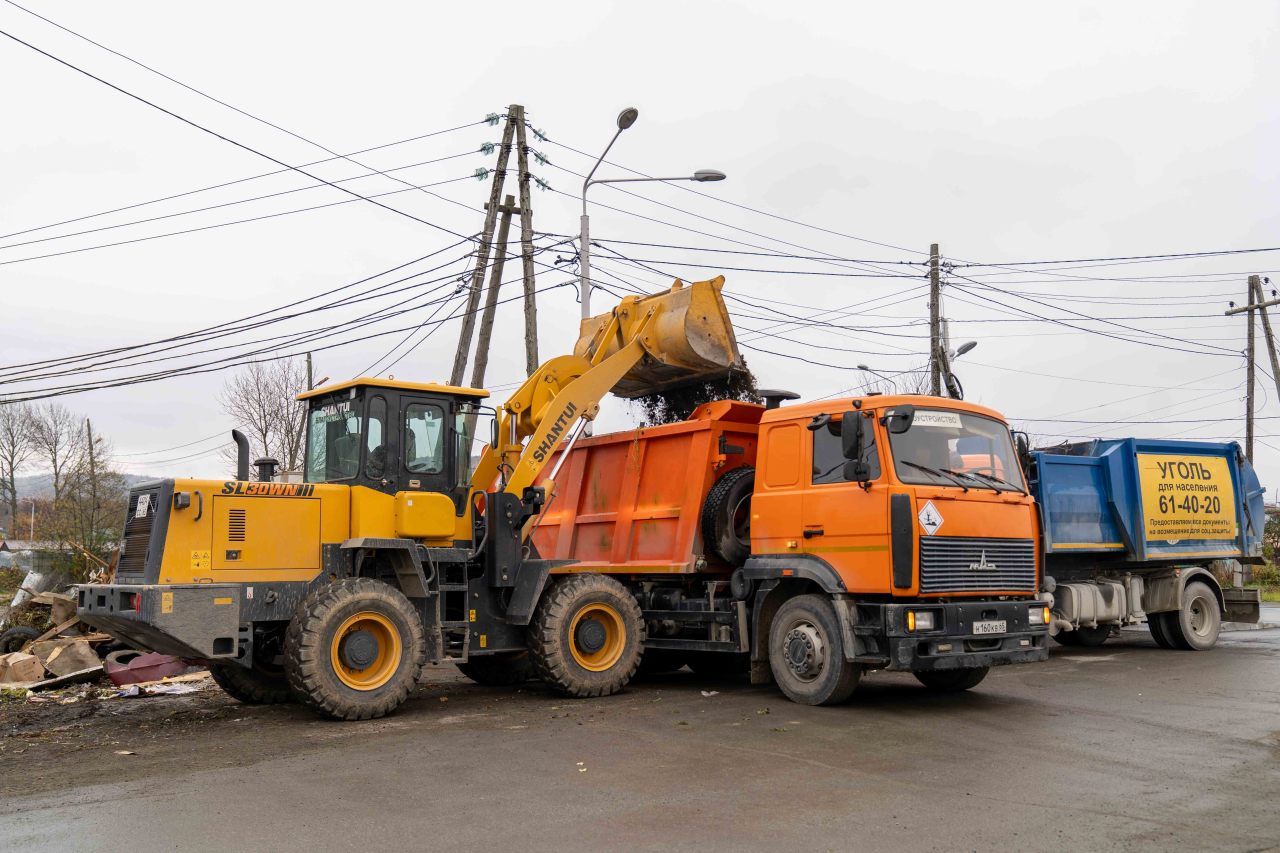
[1028,438,1265,564]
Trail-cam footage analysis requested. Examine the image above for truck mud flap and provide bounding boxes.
[1223,587,1261,624]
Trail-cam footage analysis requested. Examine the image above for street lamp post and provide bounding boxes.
[579,107,726,319]
[856,364,899,394]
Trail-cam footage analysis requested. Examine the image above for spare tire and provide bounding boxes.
[0,626,40,654]
[701,466,755,566]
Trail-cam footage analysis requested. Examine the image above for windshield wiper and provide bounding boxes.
[941,467,1000,495]
[899,460,969,491]
[962,469,1026,495]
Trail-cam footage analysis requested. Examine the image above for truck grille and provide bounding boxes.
[117,487,161,580]
[919,537,1037,594]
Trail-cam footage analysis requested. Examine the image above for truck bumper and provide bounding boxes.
[77,583,243,661]
[880,600,1049,672]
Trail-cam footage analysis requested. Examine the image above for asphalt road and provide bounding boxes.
[2,618,1279,853]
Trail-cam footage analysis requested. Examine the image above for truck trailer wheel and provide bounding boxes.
[457,651,534,686]
[529,573,643,698]
[701,467,754,566]
[1163,581,1221,651]
[284,578,426,721]
[914,666,989,692]
[768,595,860,706]
[209,661,293,704]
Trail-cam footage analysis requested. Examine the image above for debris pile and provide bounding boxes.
[631,360,761,426]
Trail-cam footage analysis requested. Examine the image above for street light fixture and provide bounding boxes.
[579,108,727,319]
[856,364,899,394]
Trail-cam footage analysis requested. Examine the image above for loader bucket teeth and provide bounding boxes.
[573,276,742,398]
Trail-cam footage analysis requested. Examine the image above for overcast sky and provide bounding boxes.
[3,1,1278,492]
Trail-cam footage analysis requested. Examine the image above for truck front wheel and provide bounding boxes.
[284,578,426,721]
[1163,581,1221,651]
[914,667,989,692]
[768,595,860,706]
[529,573,643,698]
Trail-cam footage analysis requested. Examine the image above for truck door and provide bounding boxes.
[800,414,891,592]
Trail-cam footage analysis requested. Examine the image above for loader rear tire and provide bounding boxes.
[457,651,534,686]
[284,578,425,721]
[701,467,755,566]
[529,573,643,698]
[209,661,293,705]
[1164,581,1221,651]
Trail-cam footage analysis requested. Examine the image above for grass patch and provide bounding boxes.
[1261,589,1280,603]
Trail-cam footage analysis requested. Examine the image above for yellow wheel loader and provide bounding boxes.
[77,279,741,720]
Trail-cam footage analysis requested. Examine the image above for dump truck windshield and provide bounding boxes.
[305,394,362,483]
[888,409,1025,491]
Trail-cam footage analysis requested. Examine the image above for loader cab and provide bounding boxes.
[298,378,490,507]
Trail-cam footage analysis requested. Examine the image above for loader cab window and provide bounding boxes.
[404,403,446,474]
[305,394,362,483]
[812,416,880,484]
[365,395,388,479]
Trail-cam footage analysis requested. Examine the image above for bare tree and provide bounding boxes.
[0,399,35,534]
[219,358,309,476]
[47,422,127,579]
[30,402,86,501]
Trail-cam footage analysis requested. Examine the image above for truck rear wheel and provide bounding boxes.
[529,573,643,698]
[701,467,754,566]
[457,651,534,686]
[768,594,860,706]
[1148,614,1176,649]
[1163,581,1221,651]
[914,666,989,692]
[284,578,426,721]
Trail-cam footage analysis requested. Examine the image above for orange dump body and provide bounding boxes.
[532,400,764,573]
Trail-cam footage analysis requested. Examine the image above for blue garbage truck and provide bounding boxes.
[1026,437,1266,649]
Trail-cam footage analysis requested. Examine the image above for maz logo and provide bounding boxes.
[968,550,997,571]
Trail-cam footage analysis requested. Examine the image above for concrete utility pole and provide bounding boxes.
[511,106,540,375]
[469,195,519,389]
[305,352,314,389]
[84,419,99,559]
[450,107,517,386]
[929,243,942,396]
[1247,281,1256,462]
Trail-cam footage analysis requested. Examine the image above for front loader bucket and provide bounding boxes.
[574,276,742,398]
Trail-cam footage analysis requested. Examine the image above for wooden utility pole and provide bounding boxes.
[1246,281,1256,462]
[84,418,99,564]
[511,105,540,375]
[928,243,942,396]
[469,195,519,389]
[450,108,517,386]
[1251,275,1280,415]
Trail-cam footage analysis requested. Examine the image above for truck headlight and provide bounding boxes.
[1029,605,1050,625]
[907,611,935,632]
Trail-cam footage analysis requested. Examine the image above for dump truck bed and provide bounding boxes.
[532,400,763,572]
[1029,438,1265,563]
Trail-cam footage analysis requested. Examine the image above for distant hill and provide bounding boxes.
[13,472,154,500]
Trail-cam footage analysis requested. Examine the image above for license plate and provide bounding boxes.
[972,619,1007,635]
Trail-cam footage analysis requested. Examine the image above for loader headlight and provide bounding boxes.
[1029,605,1050,625]
[907,610,935,632]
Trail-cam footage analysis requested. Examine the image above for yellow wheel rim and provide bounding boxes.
[330,611,402,691]
[569,603,625,672]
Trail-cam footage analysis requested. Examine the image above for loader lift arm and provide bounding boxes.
[469,277,740,501]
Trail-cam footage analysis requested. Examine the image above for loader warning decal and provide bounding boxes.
[1138,454,1236,541]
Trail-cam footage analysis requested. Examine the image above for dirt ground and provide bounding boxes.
[2,623,1280,851]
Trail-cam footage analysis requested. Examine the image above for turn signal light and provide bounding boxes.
[907,611,935,632]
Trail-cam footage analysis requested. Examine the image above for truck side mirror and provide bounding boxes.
[843,459,872,482]
[883,404,915,435]
[841,411,863,459]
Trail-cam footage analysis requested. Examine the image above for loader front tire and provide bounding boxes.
[529,573,643,698]
[284,578,425,721]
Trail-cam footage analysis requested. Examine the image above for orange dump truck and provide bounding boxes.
[534,392,1050,704]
